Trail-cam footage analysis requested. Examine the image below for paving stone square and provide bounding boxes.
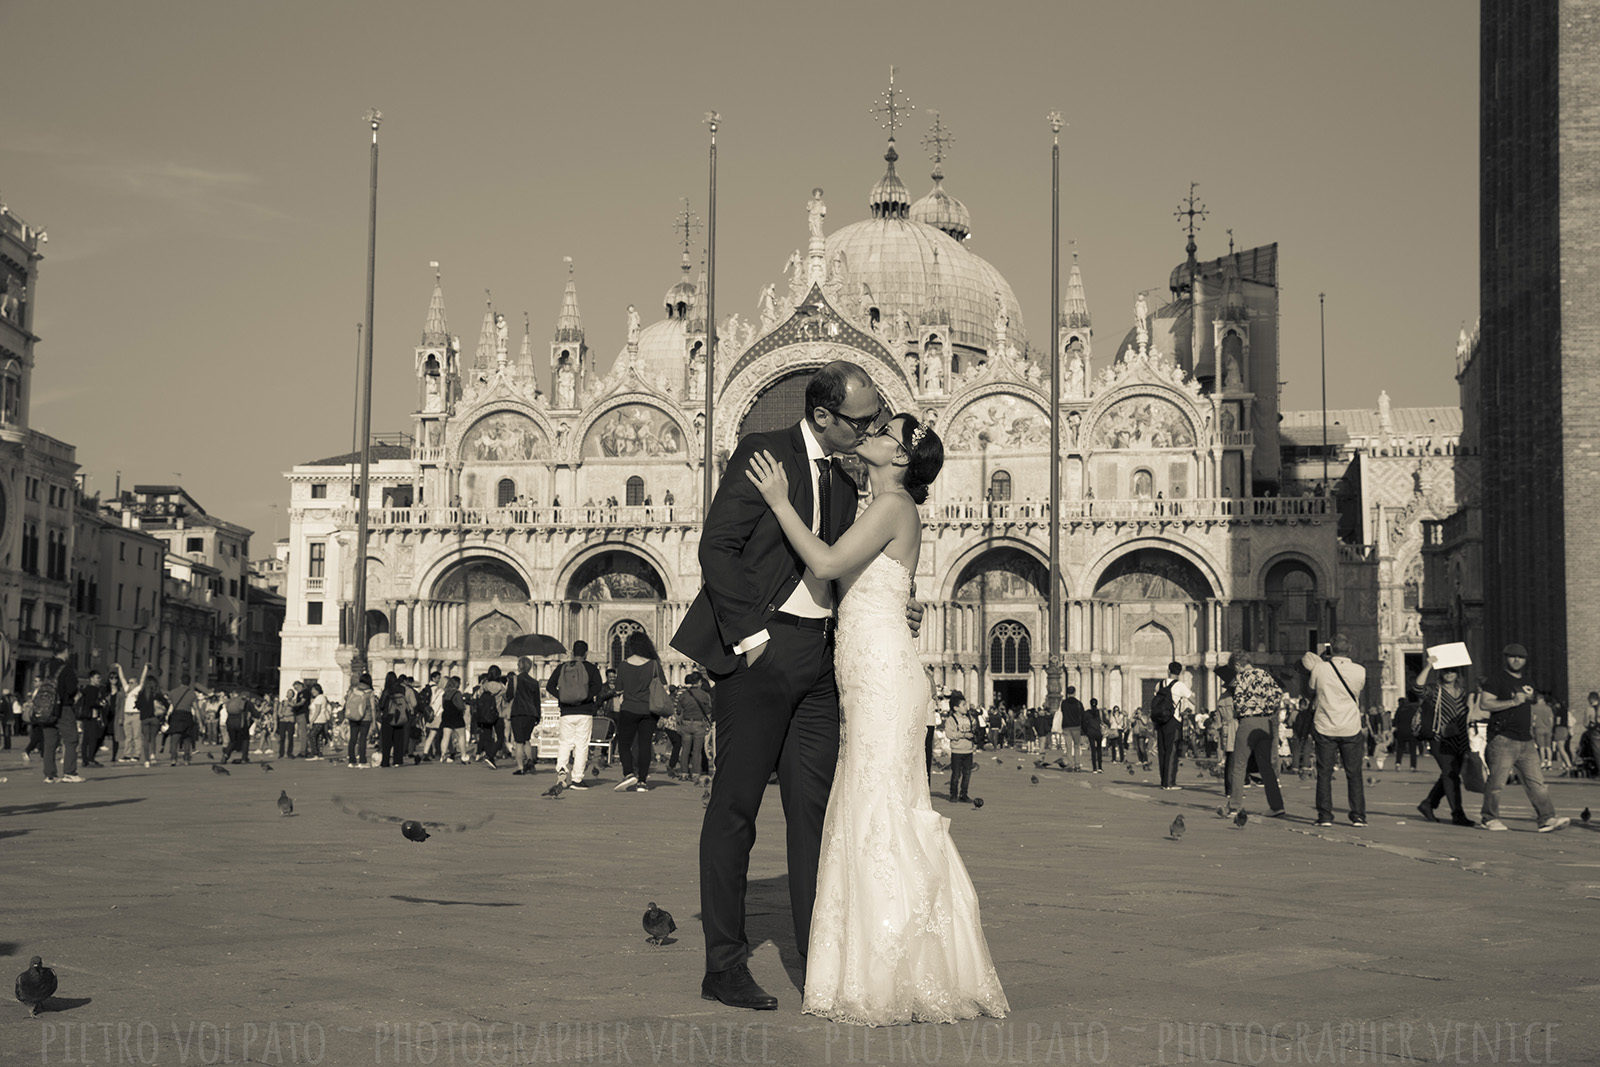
[2,744,1597,1066]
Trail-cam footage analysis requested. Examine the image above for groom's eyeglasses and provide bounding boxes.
[827,392,891,438]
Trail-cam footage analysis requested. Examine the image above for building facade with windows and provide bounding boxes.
[278,124,1481,712]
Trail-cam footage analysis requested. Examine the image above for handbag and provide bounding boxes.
[648,667,671,716]
[1417,687,1442,742]
[1462,749,1489,793]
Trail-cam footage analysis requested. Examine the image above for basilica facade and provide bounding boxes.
[280,136,1452,716]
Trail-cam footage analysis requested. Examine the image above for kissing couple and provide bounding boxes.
[672,360,1008,1026]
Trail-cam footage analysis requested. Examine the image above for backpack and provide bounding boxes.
[472,687,501,726]
[1149,681,1176,726]
[557,660,588,704]
[25,677,60,727]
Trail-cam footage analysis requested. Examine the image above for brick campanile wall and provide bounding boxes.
[1480,0,1600,704]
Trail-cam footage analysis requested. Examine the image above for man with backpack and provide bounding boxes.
[545,641,602,787]
[471,668,508,769]
[1150,661,1190,790]
[31,646,82,783]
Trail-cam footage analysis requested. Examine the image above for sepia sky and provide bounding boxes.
[1,1,1477,549]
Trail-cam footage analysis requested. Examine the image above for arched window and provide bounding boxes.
[988,621,1031,675]
[1132,469,1154,499]
[625,476,645,507]
[609,619,645,670]
[496,478,517,507]
[989,470,1012,502]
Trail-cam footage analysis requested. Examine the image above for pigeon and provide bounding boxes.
[1169,814,1186,840]
[1030,775,1039,785]
[401,821,431,843]
[1196,770,1205,780]
[205,752,215,760]
[643,903,676,945]
[971,797,984,808]
[261,762,274,773]
[277,790,294,816]
[1126,764,1135,776]
[1233,810,1249,829]
[330,796,493,835]
[211,764,230,776]
[541,779,567,799]
[1056,758,1068,769]
[640,902,678,940]
[1217,806,1229,819]
[15,957,56,1017]
[993,756,1002,764]
[1581,807,1591,824]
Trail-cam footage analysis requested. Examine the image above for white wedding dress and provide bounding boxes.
[802,552,1009,1026]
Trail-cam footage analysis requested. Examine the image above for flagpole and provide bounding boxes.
[351,108,381,682]
[1319,292,1328,493]
[702,111,720,517]
[1045,112,1064,715]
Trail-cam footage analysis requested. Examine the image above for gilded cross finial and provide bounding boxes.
[563,255,574,277]
[1047,111,1064,141]
[922,109,954,167]
[870,66,914,138]
[1227,228,1235,254]
[1174,182,1208,240]
[673,197,704,262]
[364,107,382,130]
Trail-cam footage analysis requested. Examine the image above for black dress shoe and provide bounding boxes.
[701,964,778,1010]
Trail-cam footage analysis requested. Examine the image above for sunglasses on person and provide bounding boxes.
[826,391,891,438]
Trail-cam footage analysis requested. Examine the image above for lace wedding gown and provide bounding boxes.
[803,553,1009,1026]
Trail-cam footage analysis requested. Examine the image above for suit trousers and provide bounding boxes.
[699,622,839,973]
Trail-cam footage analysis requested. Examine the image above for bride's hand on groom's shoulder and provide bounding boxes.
[745,450,789,507]
[904,597,924,636]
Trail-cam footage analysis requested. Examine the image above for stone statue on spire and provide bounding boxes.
[626,304,641,348]
[1134,293,1150,354]
[807,188,827,241]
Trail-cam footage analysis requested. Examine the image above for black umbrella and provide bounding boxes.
[500,634,567,658]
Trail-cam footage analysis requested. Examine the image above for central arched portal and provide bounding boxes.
[563,548,668,677]
[432,558,531,682]
[950,547,1048,708]
[1093,548,1213,715]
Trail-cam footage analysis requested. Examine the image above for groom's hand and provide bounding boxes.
[905,598,924,637]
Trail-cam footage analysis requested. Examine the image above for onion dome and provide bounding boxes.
[868,142,912,220]
[910,163,971,242]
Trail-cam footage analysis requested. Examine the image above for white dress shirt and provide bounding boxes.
[733,421,834,656]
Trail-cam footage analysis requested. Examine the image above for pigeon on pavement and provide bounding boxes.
[971,797,984,808]
[401,821,431,843]
[1582,807,1591,824]
[542,778,567,799]
[15,957,56,1017]
[1056,758,1068,769]
[1233,810,1249,829]
[643,903,676,945]
[277,790,294,816]
[1169,814,1186,840]
[1126,764,1135,776]
[1030,775,1039,785]
[261,762,274,773]
[211,764,230,776]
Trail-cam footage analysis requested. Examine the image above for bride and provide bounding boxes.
[746,413,1009,1026]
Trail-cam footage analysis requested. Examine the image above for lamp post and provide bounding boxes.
[351,107,381,681]
[702,111,720,516]
[1046,111,1065,715]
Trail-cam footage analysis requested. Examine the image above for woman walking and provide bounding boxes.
[436,676,467,763]
[612,630,666,792]
[344,673,375,768]
[375,672,411,768]
[1414,656,1474,826]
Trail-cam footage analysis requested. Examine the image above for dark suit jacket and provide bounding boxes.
[671,422,858,674]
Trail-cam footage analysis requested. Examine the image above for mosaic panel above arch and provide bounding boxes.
[944,393,1049,451]
[1091,395,1196,450]
[460,412,548,462]
[582,404,687,458]
[566,550,668,601]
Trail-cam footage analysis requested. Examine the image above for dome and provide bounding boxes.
[663,258,698,320]
[623,317,691,390]
[910,170,971,242]
[869,147,912,219]
[823,216,1026,354]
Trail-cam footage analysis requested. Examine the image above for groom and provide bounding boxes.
[673,360,915,1010]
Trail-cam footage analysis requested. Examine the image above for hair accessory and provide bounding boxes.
[908,424,927,450]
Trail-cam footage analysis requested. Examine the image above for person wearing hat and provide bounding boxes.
[1477,643,1569,832]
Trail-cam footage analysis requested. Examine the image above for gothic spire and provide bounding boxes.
[1064,251,1091,329]
[422,261,449,345]
[474,290,495,369]
[553,257,584,343]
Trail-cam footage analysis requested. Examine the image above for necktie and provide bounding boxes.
[815,458,832,543]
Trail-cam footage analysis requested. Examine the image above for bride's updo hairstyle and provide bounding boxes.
[895,414,944,505]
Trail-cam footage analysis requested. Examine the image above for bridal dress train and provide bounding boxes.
[803,553,1009,1026]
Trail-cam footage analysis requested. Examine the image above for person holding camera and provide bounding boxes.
[1301,634,1368,827]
